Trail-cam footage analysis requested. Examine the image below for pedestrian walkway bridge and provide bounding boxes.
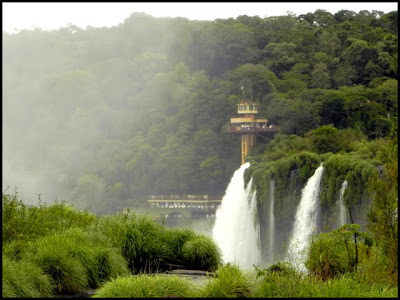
[147,194,222,213]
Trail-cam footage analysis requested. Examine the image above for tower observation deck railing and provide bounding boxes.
[222,124,279,133]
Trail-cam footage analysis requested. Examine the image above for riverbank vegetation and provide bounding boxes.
[2,193,221,297]
[3,189,397,298]
[93,262,397,298]
[1,194,241,298]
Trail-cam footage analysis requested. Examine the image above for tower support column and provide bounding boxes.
[241,134,254,164]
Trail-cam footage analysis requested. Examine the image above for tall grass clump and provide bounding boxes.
[93,214,170,273]
[57,228,130,286]
[181,235,221,271]
[254,263,304,298]
[3,239,30,260]
[2,255,54,298]
[90,214,138,248]
[2,190,97,243]
[122,216,166,273]
[91,245,130,283]
[94,214,221,273]
[255,265,398,297]
[295,274,398,297]
[300,274,398,298]
[24,227,129,293]
[161,228,196,264]
[198,264,256,297]
[26,235,88,293]
[93,274,198,298]
[355,244,398,286]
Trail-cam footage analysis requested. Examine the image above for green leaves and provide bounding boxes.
[181,236,222,271]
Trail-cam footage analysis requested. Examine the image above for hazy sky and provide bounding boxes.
[3,2,398,33]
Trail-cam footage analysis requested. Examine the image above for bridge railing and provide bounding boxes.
[148,201,220,211]
[148,194,222,201]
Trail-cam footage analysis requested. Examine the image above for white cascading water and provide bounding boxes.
[212,162,261,269]
[286,164,324,272]
[266,178,275,265]
[338,180,348,226]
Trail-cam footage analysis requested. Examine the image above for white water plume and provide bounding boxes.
[266,178,275,265]
[287,164,324,272]
[212,163,261,269]
[338,180,348,226]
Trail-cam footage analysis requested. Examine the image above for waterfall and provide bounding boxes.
[338,180,348,226]
[212,163,261,269]
[266,178,275,265]
[286,164,324,272]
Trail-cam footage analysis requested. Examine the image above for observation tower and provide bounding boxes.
[223,101,278,164]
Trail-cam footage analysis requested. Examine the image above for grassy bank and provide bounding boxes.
[93,263,398,298]
[2,191,221,297]
[3,189,397,298]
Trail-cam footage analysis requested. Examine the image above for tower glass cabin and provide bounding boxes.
[223,101,278,164]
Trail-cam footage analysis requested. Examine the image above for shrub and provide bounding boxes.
[254,261,297,277]
[306,125,341,154]
[93,274,198,298]
[2,255,54,298]
[305,224,374,280]
[181,235,221,271]
[199,264,256,297]
[305,231,353,280]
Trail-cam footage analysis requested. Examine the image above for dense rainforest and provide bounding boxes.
[3,9,397,216]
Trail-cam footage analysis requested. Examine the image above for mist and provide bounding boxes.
[2,13,239,213]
